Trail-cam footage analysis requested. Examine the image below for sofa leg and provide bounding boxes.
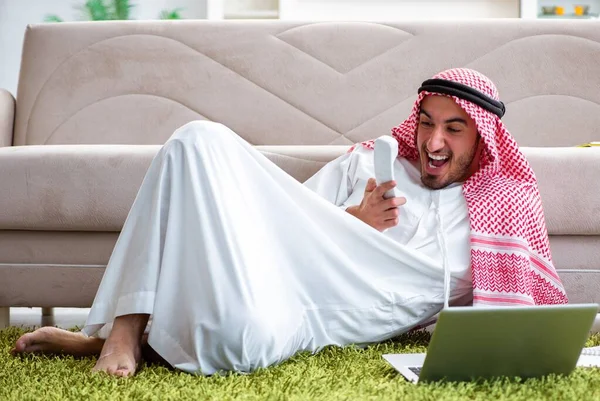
[41,307,56,327]
[0,307,9,329]
[41,307,54,317]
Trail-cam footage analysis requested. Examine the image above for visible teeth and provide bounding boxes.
[428,152,449,161]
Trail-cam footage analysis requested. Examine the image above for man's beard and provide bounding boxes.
[420,137,480,190]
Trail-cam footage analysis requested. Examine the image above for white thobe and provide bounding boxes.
[82,121,473,375]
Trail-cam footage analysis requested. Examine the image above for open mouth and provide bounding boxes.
[427,152,450,170]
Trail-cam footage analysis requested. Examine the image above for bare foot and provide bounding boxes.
[11,326,104,356]
[92,343,142,377]
[91,314,149,377]
[11,314,156,377]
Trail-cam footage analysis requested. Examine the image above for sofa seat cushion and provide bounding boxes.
[0,145,160,231]
[0,144,346,231]
[0,145,598,234]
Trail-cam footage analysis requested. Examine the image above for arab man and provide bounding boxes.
[13,68,567,377]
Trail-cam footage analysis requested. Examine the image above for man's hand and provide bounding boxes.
[346,178,406,232]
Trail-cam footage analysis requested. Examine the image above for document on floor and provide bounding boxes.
[579,346,600,367]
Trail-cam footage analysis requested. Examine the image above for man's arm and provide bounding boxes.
[303,151,355,207]
[304,147,406,231]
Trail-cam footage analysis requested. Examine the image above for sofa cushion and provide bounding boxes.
[0,144,345,232]
[0,145,158,232]
[0,89,14,147]
[0,145,598,235]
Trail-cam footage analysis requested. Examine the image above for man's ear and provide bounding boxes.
[476,132,483,149]
[477,134,488,164]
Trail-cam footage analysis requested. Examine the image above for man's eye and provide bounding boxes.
[447,127,461,133]
[420,121,432,127]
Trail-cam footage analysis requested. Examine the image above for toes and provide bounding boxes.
[92,358,135,377]
[24,344,46,353]
[93,366,134,377]
[13,329,54,353]
[13,335,33,353]
[113,361,135,377]
[115,368,132,377]
[92,365,109,375]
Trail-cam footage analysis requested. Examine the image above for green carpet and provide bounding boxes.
[3,327,600,401]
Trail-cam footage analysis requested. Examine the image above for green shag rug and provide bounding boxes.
[3,327,600,401]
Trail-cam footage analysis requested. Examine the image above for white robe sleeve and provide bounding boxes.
[303,146,373,210]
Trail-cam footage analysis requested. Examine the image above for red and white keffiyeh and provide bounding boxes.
[352,68,568,306]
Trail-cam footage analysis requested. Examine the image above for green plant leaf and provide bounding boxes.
[44,15,64,23]
[81,0,110,21]
[159,8,183,20]
[52,1,181,22]
[112,0,134,20]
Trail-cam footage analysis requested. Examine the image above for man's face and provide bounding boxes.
[416,95,482,190]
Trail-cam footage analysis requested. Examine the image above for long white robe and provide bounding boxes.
[82,121,473,375]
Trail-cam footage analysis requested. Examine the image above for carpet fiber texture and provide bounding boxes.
[3,327,600,401]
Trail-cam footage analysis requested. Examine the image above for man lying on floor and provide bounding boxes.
[12,68,567,377]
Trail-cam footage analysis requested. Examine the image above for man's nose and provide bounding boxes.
[426,127,445,152]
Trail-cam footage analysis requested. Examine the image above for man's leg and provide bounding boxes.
[92,313,149,377]
[13,313,152,376]
[12,327,104,356]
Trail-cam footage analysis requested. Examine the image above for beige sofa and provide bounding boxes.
[1,19,600,328]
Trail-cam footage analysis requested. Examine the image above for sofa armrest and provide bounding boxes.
[522,147,600,236]
[0,89,15,147]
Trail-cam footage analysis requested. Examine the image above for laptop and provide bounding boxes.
[383,303,598,383]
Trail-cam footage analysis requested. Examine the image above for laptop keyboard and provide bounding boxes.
[408,367,422,377]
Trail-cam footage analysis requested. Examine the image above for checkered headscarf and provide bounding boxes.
[351,68,568,306]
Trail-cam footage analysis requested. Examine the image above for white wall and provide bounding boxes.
[0,0,207,97]
[279,0,520,20]
[1,0,71,96]
[520,0,538,18]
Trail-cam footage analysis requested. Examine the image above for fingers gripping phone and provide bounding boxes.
[374,136,405,200]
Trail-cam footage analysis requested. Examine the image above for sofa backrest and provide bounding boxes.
[13,20,600,147]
